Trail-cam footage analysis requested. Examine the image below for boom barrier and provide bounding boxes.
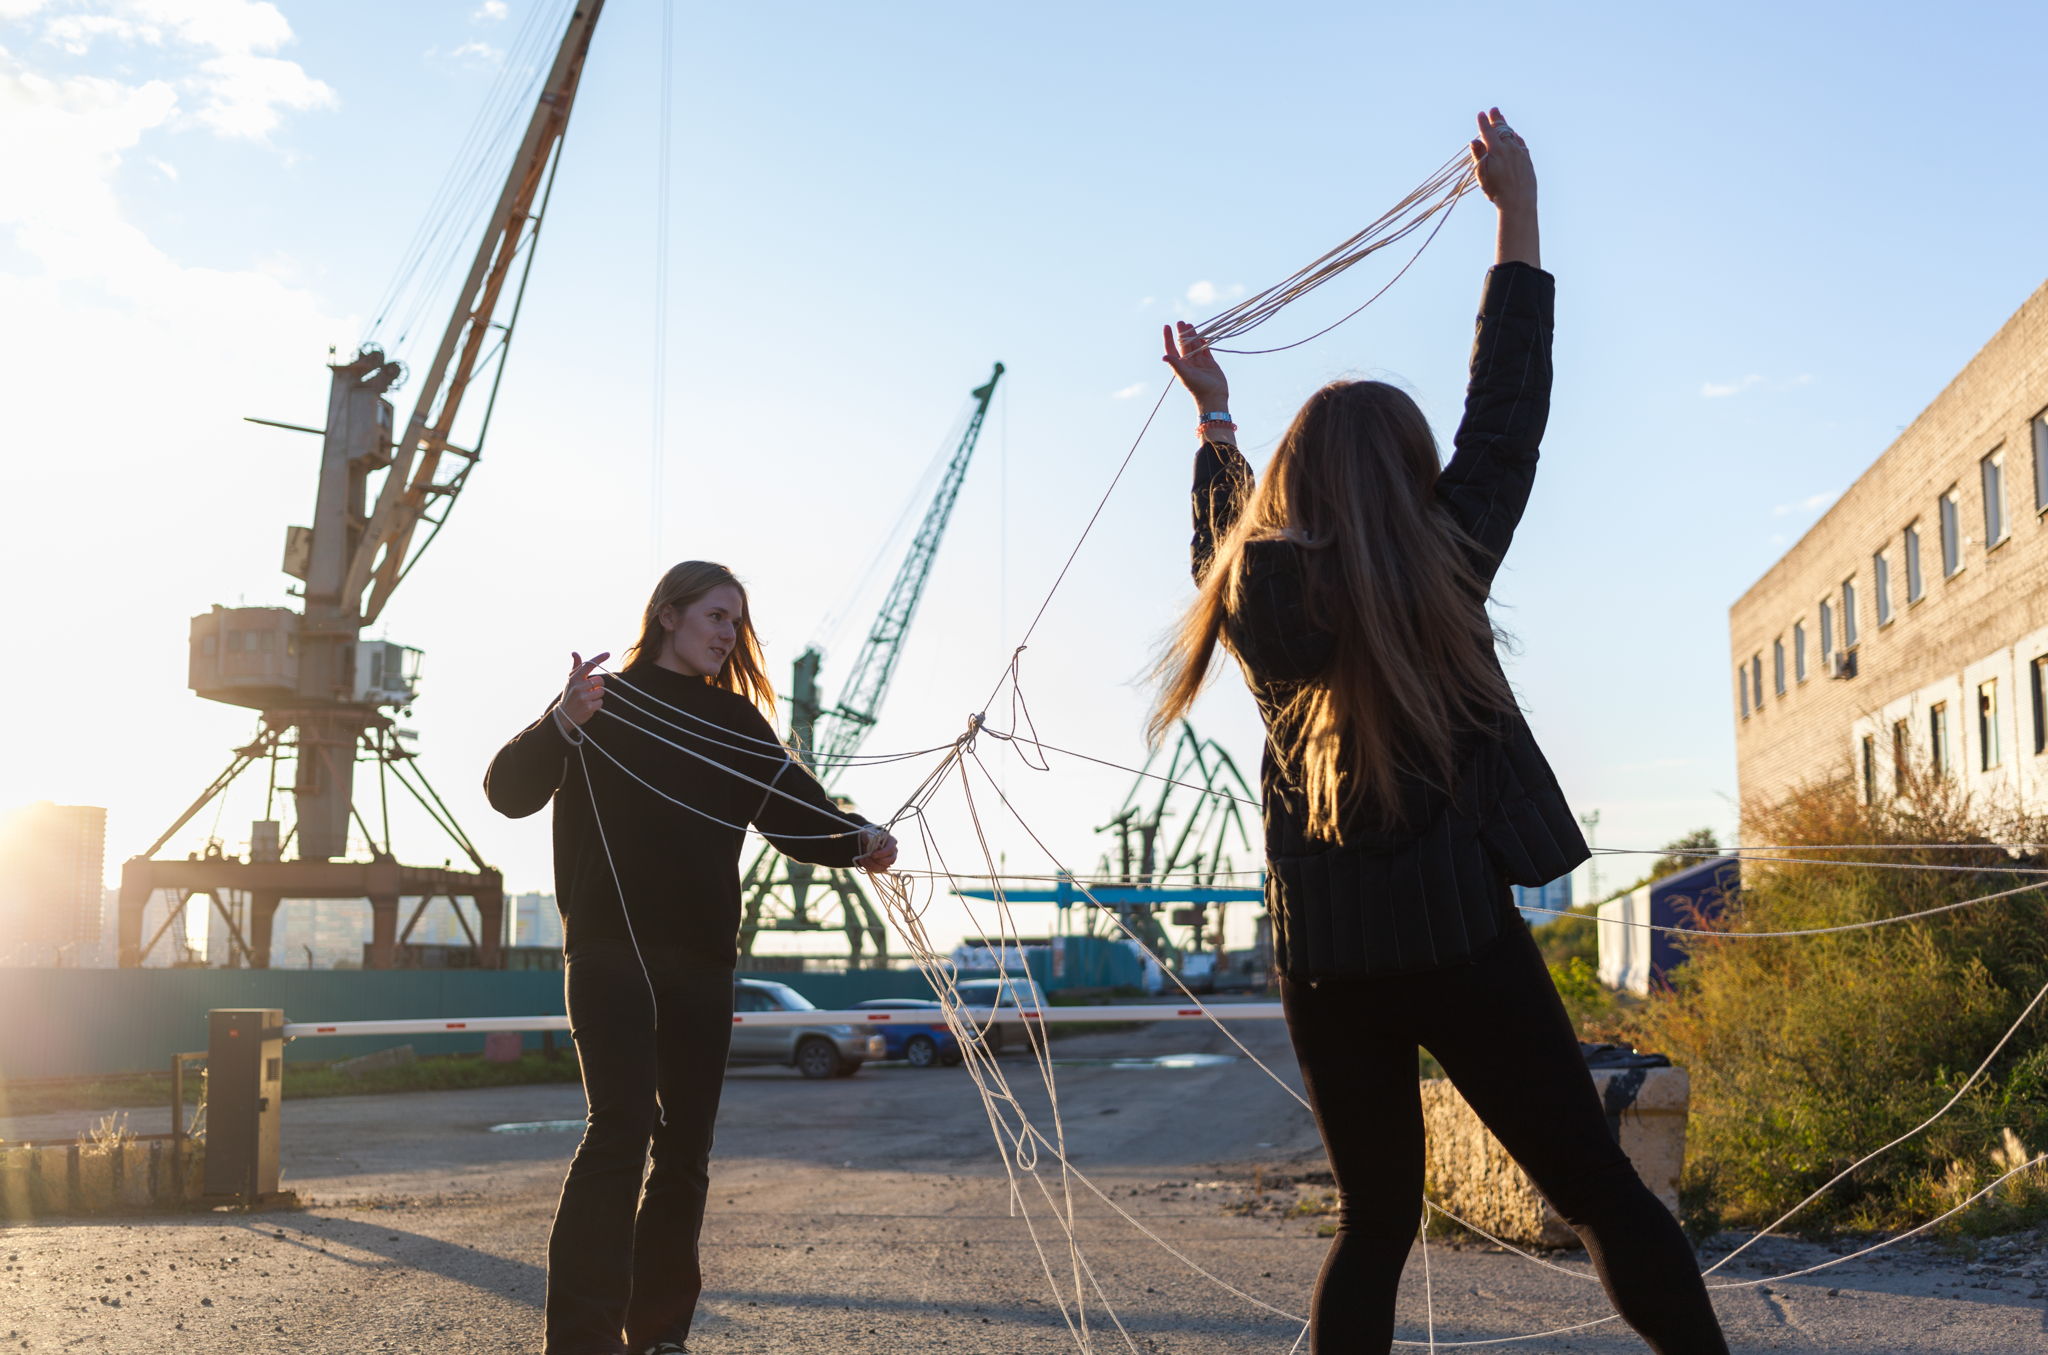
[203,1002,1284,1204]
[281,1003,1285,1038]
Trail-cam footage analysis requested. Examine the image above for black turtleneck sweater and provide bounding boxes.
[484,664,872,963]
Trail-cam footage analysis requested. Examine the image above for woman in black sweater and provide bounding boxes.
[487,560,897,1355]
[1154,113,1728,1352]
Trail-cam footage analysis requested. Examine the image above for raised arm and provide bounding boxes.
[1436,109,1552,583]
[484,652,608,818]
[729,703,898,872]
[1164,320,1255,580]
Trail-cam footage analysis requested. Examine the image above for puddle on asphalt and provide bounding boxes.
[1049,1053,1238,1070]
[489,1119,586,1134]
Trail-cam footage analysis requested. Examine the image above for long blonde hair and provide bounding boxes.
[622,560,777,716]
[1149,381,1517,841]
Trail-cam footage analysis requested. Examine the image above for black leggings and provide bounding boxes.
[546,941,735,1355]
[1280,920,1728,1354]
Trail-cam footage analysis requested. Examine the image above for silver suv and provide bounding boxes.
[730,979,886,1079]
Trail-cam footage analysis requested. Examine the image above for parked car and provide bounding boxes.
[948,976,1048,1055]
[851,998,964,1068]
[730,978,885,1079]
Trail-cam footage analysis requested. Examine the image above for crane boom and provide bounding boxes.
[803,362,1003,774]
[343,0,606,625]
[742,362,1002,962]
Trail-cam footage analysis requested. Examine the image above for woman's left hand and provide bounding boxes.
[853,825,899,874]
[1162,321,1230,414]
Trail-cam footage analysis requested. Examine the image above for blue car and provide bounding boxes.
[851,999,963,1068]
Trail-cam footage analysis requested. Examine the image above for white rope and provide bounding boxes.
[1613,844,2048,877]
[583,707,871,836]
[1523,875,2048,938]
[600,668,959,766]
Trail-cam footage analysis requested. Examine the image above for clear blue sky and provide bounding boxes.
[6,1,2046,950]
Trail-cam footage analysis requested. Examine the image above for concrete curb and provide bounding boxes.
[0,1139,206,1221]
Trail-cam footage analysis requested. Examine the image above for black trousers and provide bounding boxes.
[1280,919,1729,1354]
[546,941,735,1355]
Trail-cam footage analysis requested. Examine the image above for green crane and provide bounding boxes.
[738,363,1004,963]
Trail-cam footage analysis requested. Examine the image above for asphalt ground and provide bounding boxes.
[3,1018,2044,1353]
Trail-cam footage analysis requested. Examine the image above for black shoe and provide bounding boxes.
[642,1343,689,1355]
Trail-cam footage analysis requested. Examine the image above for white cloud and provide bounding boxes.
[1768,491,1837,518]
[0,21,354,852]
[445,39,503,67]
[42,13,160,53]
[1701,371,1816,399]
[147,153,175,178]
[472,0,508,19]
[1183,280,1245,308]
[1701,373,1762,398]
[28,2,335,140]
[1110,382,1145,400]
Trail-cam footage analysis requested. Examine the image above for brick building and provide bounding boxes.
[1730,279,2048,814]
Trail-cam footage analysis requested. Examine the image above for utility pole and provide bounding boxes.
[1579,809,1602,902]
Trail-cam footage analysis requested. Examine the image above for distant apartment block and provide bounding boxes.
[512,891,563,950]
[0,802,108,965]
[1731,279,2048,812]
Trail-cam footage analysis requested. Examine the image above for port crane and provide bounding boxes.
[738,363,1003,964]
[117,3,608,968]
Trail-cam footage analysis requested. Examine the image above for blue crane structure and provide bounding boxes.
[738,363,1004,963]
[954,720,1264,975]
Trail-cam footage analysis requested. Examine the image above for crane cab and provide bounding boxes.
[189,606,300,710]
[189,606,421,710]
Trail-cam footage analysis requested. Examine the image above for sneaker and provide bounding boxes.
[642,1344,689,1355]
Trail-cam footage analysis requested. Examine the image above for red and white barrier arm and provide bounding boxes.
[280,1003,1285,1039]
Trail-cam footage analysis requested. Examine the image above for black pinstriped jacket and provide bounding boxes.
[1192,262,1588,979]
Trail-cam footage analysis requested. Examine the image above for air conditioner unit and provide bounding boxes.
[1829,650,1858,680]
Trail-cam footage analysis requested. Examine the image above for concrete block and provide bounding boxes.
[28,1145,72,1215]
[1422,1064,1690,1248]
[115,1141,159,1209]
[0,1147,31,1220]
[74,1145,117,1214]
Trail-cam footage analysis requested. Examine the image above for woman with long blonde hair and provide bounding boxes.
[487,560,897,1355]
[1155,113,1728,1352]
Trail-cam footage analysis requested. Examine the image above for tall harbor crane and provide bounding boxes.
[117,3,608,969]
[738,363,1004,964]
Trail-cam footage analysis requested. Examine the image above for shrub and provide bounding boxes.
[1620,776,2048,1235]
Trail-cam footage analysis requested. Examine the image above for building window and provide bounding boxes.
[1739,666,1750,718]
[1794,621,1808,682]
[1819,598,1834,664]
[1940,488,1962,575]
[1861,735,1877,804]
[1874,552,1891,625]
[1904,523,1923,603]
[1930,702,1950,775]
[1752,654,1764,706]
[2033,656,2048,755]
[1982,450,2006,546]
[1893,718,1910,792]
[1841,579,1858,648]
[1773,639,1786,695]
[2034,412,2048,515]
[1979,679,2000,770]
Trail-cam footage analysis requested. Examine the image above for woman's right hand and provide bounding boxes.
[1469,108,1539,269]
[555,650,609,733]
[1162,321,1230,417]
